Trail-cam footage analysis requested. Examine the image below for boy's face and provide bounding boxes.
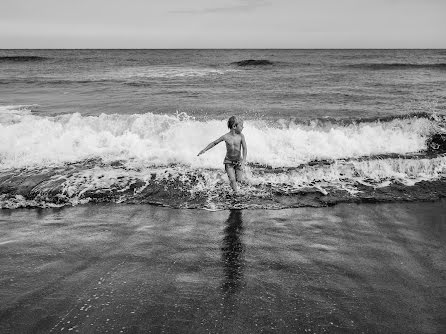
[234,121,244,134]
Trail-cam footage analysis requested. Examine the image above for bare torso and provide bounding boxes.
[223,132,242,160]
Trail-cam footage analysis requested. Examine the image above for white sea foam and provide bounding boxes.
[5,154,442,209]
[245,156,446,189]
[90,66,234,80]
[0,107,438,169]
[0,105,35,124]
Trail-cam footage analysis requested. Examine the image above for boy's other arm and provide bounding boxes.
[241,134,247,163]
[197,135,225,156]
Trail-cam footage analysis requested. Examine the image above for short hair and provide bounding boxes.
[227,116,238,129]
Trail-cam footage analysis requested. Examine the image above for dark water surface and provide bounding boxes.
[0,202,444,333]
[1,49,445,119]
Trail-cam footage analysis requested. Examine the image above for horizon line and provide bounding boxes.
[1,48,446,50]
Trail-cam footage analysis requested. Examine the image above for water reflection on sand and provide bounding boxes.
[221,210,245,293]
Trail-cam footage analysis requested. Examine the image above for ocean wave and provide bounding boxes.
[0,66,234,86]
[0,105,38,123]
[110,66,231,79]
[273,111,444,128]
[1,107,445,209]
[0,78,112,85]
[348,63,446,70]
[0,155,445,209]
[0,56,49,62]
[0,109,442,169]
[231,59,274,66]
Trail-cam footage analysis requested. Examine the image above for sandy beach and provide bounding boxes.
[0,201,444,333]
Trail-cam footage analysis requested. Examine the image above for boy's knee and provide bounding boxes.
[235,172,245,183]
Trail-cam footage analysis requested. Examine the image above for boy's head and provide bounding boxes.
[227,116,244,133]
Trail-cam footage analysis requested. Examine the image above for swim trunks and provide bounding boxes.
[224,157,243,170]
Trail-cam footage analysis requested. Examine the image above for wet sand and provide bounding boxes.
[0,201,445,333]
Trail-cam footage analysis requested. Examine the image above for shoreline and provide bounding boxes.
[1,162,445,210]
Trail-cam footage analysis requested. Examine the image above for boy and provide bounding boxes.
[197,116,247,194]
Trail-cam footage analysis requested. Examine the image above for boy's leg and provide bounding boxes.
[224,164,238,193]
[235,165,245,183]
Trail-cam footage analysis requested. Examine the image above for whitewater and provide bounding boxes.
[1,105,445,209]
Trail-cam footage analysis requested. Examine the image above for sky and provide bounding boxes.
[0,0,445,48]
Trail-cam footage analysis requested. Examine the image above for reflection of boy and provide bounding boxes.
[197,116,247,194]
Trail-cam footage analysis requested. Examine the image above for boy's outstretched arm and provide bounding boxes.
[197,136,224,156]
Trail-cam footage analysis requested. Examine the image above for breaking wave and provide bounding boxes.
[1,105,445,209]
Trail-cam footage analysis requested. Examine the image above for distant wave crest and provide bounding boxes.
[0,56,49,62]
[349,63,446,70]
[231,59,274,66]
[0,66,233,85]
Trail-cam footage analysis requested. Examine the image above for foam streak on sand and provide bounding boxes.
[1,106,445,209]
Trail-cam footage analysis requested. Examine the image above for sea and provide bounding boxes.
[1,49,445,209]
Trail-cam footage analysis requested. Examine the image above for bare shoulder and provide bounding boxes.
[215,133,227,140]
[222,132,231,140]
